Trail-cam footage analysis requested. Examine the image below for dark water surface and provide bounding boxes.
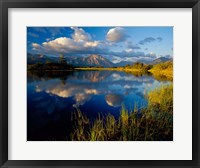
[27,70,171,141]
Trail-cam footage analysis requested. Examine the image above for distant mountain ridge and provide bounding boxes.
[27,53,58,64]
[27,53,172,68]
[27,53,114,68]
[114,61,134,67]
[68,54,114,67]
[151,57,171,65]
[114,57,171,66]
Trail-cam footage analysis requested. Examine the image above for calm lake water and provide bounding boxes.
[27,70,172,141]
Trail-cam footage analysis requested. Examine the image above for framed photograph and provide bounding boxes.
[0,0,199,167]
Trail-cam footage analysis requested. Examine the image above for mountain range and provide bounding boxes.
[27,53,58,64]
[151,57,171,65]
[66,54,114,67]
[27,53,171,67]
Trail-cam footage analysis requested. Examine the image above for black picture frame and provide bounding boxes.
[0,0,200,167]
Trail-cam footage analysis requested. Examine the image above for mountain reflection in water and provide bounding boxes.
[27,70,171,140]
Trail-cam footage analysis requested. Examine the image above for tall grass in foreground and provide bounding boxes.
[70,84,173,141]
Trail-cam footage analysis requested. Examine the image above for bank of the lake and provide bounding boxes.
[27,70,172,141]
[71,84,173,141]
[75,67,173,81]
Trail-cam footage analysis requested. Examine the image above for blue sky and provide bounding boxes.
[27,26,173,63]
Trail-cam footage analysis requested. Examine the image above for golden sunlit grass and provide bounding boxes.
[75,61,173,81]
[148,61,173,81]
[149,69,173,81]
[70,84,173,141]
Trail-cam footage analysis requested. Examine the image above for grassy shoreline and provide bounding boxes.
[28,61,173,80]
[75,67,144,71]
[75,66,173,81]
[70,84,173,141]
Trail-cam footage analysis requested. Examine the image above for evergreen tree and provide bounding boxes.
[59,54,66,64]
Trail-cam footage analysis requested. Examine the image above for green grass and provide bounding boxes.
[70,84,173,141]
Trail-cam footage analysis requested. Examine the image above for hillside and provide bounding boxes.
[27,53,58,64]
[28,53,114,68]
[148,61,173,80]
[74,54,114,68]
[151,57,170,65]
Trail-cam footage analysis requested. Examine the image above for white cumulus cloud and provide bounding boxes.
[31,27,108,55]
[71,27,91,42]
[106,27,128,42]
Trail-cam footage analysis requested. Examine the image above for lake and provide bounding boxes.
[27,70,172,141]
